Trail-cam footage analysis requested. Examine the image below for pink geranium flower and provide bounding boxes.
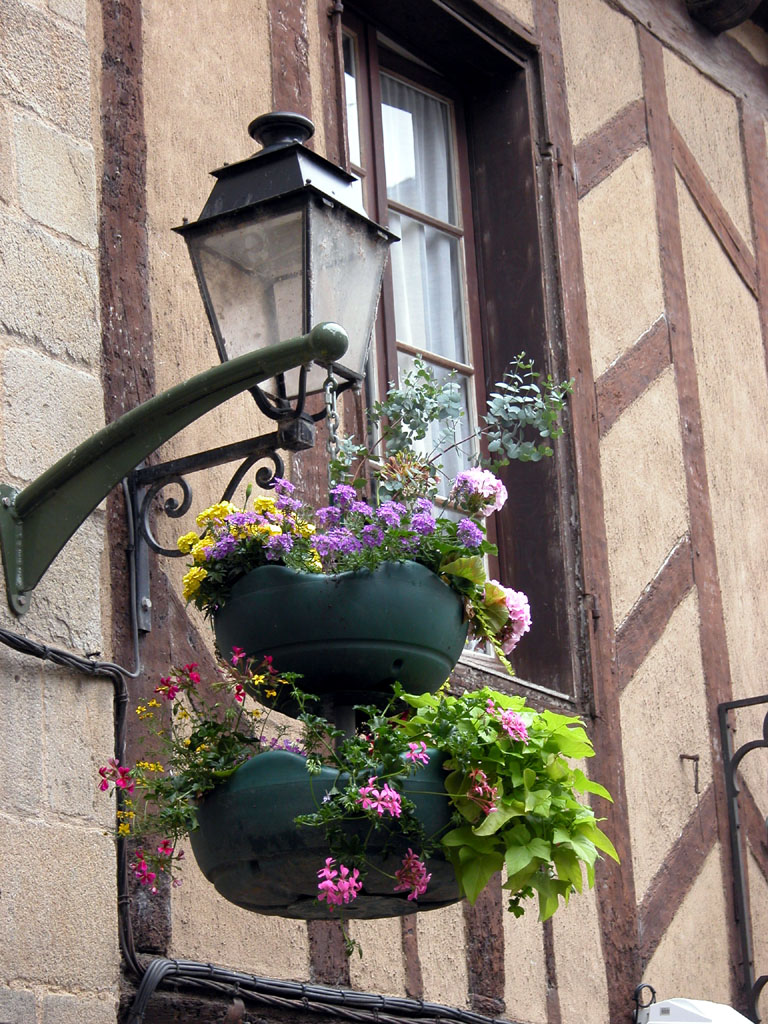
[405,741,429,766]
[317,857,362,906]
[357,777,402,817]
[394,849,431,901]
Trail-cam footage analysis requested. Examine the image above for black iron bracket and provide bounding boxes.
[718,694,768,1023]
[126,414,316,633]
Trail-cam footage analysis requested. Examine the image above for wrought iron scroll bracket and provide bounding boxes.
[127,415,316,632]
[718,694,768,1023]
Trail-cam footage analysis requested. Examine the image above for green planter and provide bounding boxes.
[189,749,461,919]
[213,561,468,704]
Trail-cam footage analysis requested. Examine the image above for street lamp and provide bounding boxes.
[0,111,395,621]
[175,111,396,412]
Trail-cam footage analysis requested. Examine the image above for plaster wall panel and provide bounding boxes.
[664,50,752,247]
[579,148,665,378]
[599,367,689,626]
[142,0,273,489]
[727,22,768,65]
[497,0,534,29]
[0,815,118,990]
[418,903,470,1008]
[747,853,768,1022]
[677,180,768,702]
[552,885,609,1024]
[348,918,407,995]
[643,846,731,1005]
[0,101,14,205]
[502,904,547,1024]
[558,0,643,145]
[620,590,711,899]
[170,854,311,979]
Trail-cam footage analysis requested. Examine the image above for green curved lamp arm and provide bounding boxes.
[0,322,348,615]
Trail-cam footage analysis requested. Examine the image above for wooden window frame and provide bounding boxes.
[340,1,582,704]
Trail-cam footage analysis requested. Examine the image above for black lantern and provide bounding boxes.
[175,112,397,412]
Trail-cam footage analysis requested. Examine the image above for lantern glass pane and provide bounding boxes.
[188,206,306,365]
[307,199,391,392]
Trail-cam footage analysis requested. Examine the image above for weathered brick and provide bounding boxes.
[44,668,114,825]
[0,211,100,365]
[0,987,36,1023]
[0,101,14,205]
[0,816,119,989]
[4,347,104,480]
[14,113,97,247]
[47,0,86,29]
[0,0,91,139]
[42,992,118,1024]
[0,649,44,815]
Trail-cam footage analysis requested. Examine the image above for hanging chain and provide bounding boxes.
[323,374,340,494]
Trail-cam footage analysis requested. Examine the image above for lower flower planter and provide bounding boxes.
[212,561,469,706]
[189,750,461,919]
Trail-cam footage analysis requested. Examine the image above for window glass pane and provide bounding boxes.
[389,210,466,364]
[343,35,362,167]
[380,73,456,225]
[396,352,475,496]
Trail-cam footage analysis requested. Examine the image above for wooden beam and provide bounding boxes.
[575,98,648,199]
[464,878,506,1016]
[616,535,694,692]
[596,316,672,437]
[401,914,424,1000]
[741,102,768,390]
[638,783,718,967]
[671,122,758,296]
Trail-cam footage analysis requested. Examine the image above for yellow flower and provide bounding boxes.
[196,501,237,528]
[188,544,208,569]
[177,531,200,554]
[118,822,131,836]
[148,699,161,708]
[183,738,191,747]
[292,518,316,538]
[265,689,277,698]
[252,497,277,514]
[135,705,146,716]
[182,565,208,601]
[176,707,190,720]
[307,548,323,572]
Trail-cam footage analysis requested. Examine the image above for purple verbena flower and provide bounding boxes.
[411,512,436,535]
[264,533,294,561]
[376,501,407,528]
[361,524,385,548]
[273,477,295,496]
[212,534,238,559]
[330,483,357,510]
[457,518,483,549]
[349,500,373,518]
[315,505,343,528]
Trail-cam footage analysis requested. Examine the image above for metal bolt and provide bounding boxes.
[18,596,25,605]
[2,497,10,507]
[140,597,152,611]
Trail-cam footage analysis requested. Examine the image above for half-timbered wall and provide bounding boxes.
[1,1,768,1022]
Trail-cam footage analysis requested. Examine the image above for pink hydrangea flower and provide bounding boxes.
[490,584,531,654]
[405,741,430,766]
[450,468,508,517]
[358,777,402,817]
[317,857,362,906]
[394,849,431,901]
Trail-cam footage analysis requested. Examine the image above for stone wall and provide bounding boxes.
[0,0,119,1020]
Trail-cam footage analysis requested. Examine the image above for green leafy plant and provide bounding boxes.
[296,683,617,924]
[99,661,617,942]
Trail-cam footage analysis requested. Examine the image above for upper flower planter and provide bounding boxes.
[213,561,469,705]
